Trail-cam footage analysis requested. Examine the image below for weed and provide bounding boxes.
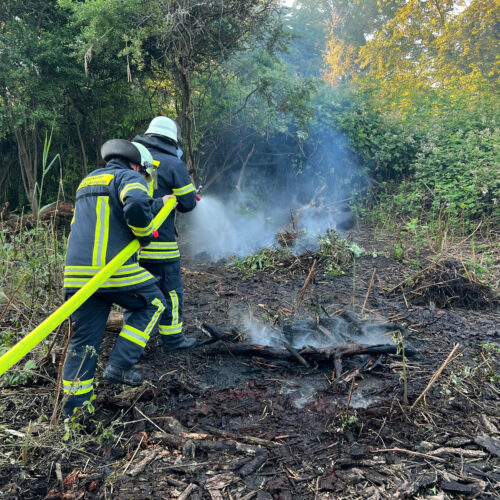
[34,126,61,220]
[327,410,359,434]
[392,330,408,407]
[441,344,499,397]
[2,360,38,387]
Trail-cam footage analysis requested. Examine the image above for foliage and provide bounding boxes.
[317,229,361,275]
[322,0,500,234]
[233,247,292,274]
[0,0,497,244]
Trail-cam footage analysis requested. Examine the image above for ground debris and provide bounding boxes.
[2,226,499,500]
[440,478,486,498]
[393,472,438,499]
[390,258,497,309]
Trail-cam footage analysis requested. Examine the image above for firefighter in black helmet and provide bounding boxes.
[134,117,197,351]
[61,139,171,418]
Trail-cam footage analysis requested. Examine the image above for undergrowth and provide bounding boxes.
[0,220,65,383]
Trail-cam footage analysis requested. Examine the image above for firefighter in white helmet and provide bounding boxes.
[134,117,197,350]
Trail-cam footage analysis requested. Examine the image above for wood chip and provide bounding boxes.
[127,449,159,476]
[474,433,500,458]
[205,472,239,490]
[177,483,198,500]
[480,414,498,434]
[2,428,25,438]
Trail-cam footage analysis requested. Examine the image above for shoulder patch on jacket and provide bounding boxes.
[78,174,114,191]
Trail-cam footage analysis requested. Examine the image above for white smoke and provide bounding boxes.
[183,193,355,261]
[183,194,288,260]
[233,309,395,349]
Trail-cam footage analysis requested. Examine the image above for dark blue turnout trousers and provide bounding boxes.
[141,260,184,344]
[62,283,166,415]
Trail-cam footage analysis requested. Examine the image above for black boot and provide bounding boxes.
[102,364,143,386]
[162,334,197,351]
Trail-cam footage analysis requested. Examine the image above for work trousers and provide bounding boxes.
[141,260,184,342]
[62,283,166,415]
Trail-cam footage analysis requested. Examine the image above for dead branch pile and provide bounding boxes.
[1,201,74,235]
[238,229,356,276]
[392,259,497,309]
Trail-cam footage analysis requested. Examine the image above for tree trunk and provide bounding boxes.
[70,97,88,175]
[14,123,39,216]
[235,144,255,192]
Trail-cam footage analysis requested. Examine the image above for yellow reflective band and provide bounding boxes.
[143,241,178,249]
[92,196,109,267]
[159,323,183,335]
[64,271,154,289]
[119,324,150,348]
[120,332,147,348]
[77,174,114,190]
[63,378,94,395]
[153,160,160,167]
[169,290,179,326]
[65,264,145,274]
[119,183,149,204]
[129,219,154,237]
[172,183,195,196]
[144,298,165,337]
[139,250,181,260]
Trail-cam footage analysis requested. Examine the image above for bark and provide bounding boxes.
[70,97,88,175]
[14,122,39,216]
[235,144,255,193]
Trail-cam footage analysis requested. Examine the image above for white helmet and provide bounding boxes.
[131,142,154,169]
[145,116,181,144]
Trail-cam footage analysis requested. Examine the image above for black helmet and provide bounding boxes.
[101,139,142,165]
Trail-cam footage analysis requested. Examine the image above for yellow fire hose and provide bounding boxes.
[0,197,177,377]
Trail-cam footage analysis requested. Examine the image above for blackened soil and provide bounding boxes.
[0,227,498,499]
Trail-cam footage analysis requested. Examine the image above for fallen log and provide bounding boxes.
[105,310,124,332]
[203,342,417,378]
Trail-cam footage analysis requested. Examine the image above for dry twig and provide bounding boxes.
[371,447,446,463]
[50,323,74,426]
[361,268,377,314]
[177,483,198,500]
[410,343,460,411]
[296,259,317,308]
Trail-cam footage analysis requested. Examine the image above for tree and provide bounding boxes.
[0,0,79,215]
[323,0,403,83]
[60,0,285,178]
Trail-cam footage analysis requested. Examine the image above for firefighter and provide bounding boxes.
[62,139,170,417]
[134,116,197,350]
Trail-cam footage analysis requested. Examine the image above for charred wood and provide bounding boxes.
[203,342,417,364]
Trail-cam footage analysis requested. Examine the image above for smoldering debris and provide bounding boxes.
[183,191,357,263]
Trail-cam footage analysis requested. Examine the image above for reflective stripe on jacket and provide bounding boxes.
[64,158,162,292]
[133,135,196,263]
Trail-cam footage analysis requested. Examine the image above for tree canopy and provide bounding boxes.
[0,0,497,231]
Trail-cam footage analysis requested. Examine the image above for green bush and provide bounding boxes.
[376,126,499,229]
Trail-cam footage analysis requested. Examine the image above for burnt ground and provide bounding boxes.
[0,226,499,499]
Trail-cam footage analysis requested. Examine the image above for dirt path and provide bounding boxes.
[0,227,498,499]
